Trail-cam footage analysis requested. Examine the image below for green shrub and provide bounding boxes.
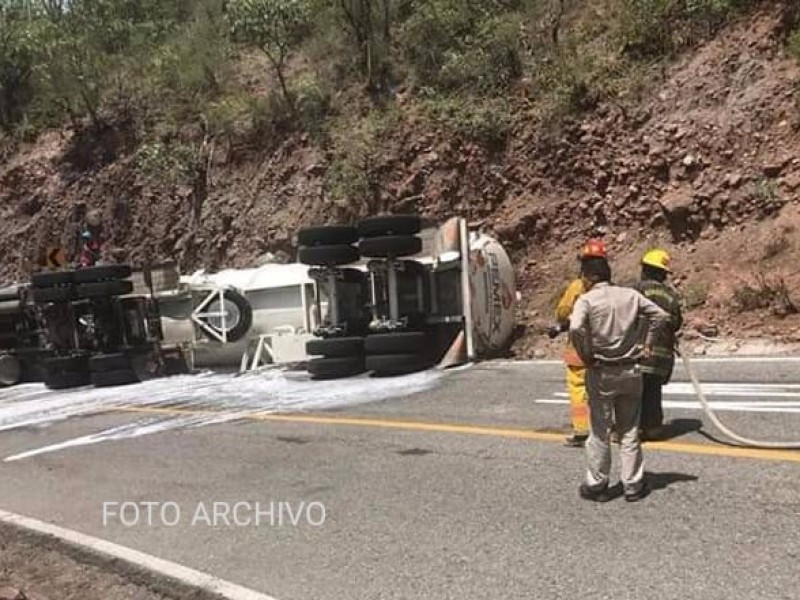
[292,72,331,132]
[399,0,522,95]
[323,107,398,206]
[683,281,709,309]
[423,96,512,147]
[615,0,744,60]
[135,140,199,183]
[732,275,797,316]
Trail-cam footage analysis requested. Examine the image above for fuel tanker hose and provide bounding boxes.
[677,346,800,449]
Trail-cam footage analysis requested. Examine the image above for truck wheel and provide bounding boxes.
[44,355,90,372]
[0,354,22,386]
[44,370,91,390]
[366,353,432,376]
[74,280,134,299]
[0,299,22,316]
[0,287,20,302]
[89,353,131,372]
[0,334,18,350]
[299,245,359,266]
[32,271,74,288]
[308,356,365,379]
[358,215,422,238]
[199,288,253,343]
[74,264,133,284]
[359,235,421,259]
[32,286,73,304]
[306,337,364,358]
[298,226,359,246]
[92,369,140,387]
[365,332,428,354]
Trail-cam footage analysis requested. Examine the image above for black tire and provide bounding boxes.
[44,355,90,372]
[0,354,22,386]
[298,226,359,246]
[365,332,428,355]
[366,353,432,375]
[199,288,253,343]
[32,271,74,288]
[358,215,422,238]
[92,368,140,387]
[0,334,18,350]
[0,299,21,316]
[308,356,365,379]
[0,288,20,302]
[32,286,73,304]
[44,370,91,390]
[359,235,422,258]
[74,280,134,299]
[306,336,364,358]
[89,353,130,372]
[74,264,133,284]
[299,244,359,266]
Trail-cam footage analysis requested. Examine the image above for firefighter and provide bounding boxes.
[553,238,608,447]
[569,256,670,502]
[635,249,683,441]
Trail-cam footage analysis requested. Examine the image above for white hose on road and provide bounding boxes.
[678,347,800,449]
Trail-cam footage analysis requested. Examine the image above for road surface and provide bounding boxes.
[0,358,798,600]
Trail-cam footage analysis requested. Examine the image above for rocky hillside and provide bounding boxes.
[2,1,800,357]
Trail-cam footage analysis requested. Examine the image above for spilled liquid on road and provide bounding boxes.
[0,369,442,461]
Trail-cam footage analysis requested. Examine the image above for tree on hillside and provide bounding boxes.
[227,0,310,112]
[336,0,393,92]
[0,2,44,132]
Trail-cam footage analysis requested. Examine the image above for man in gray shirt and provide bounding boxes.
[569,256,670,502]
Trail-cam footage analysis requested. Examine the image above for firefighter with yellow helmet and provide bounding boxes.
[552,238,608,447]
[635,249,683,440]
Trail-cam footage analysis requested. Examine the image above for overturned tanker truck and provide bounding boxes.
[161,215,518,378]
[0,215,517,387]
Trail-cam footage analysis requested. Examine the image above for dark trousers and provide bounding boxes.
[640,373,664,430]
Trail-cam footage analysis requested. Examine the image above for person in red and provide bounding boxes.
[78,229,103,268]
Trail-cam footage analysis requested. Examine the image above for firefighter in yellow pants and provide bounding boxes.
[555,239,608,447]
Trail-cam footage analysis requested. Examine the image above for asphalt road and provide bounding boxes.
[0,358,799,600]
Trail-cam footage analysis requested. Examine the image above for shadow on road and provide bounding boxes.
[646,471,699,491]
[662,418,703,440]
[664,418,734,446]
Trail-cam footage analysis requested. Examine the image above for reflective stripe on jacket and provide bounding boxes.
[635,279,683,377]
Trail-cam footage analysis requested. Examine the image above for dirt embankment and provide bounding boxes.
[2,8,800,358]
[0,522,198,600]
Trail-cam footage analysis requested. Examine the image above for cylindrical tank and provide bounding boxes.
[468,233,518,356]
[158,263,316,368]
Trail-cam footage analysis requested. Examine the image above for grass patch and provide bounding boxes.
[422,95,511,148]
[683,281,709,309]
[323,106,400,208]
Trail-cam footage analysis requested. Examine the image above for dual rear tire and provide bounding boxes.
[306,336,366,380]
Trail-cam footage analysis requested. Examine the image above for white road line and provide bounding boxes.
[489,357,800,367]
[534,398,800,413]
[0,509,279,600]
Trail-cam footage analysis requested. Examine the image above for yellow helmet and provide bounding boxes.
[642,249,672,273]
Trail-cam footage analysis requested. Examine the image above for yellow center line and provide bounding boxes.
[107,405,800,464]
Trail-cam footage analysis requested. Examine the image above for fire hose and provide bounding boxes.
[677,346,800,449]
[550,325,800,449]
